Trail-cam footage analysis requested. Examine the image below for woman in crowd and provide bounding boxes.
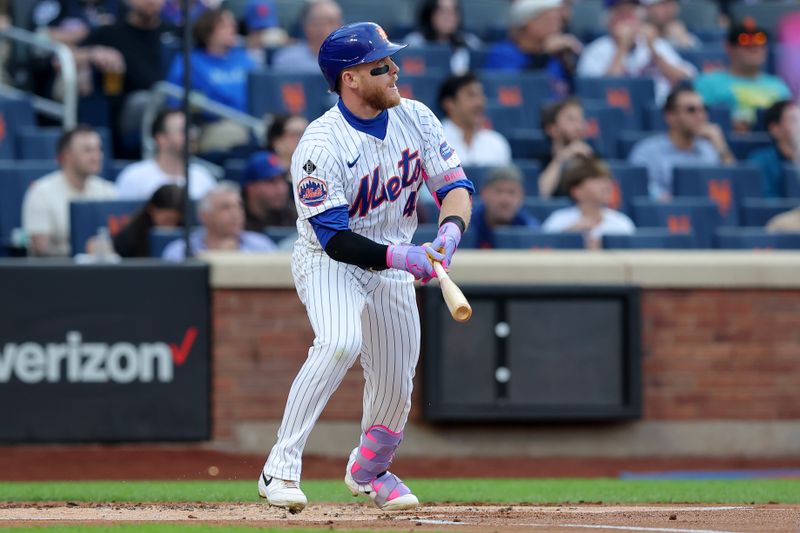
[113,184,185,257]
[403,0,481,74]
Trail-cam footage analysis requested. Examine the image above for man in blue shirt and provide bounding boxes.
[695,22,791,132]
[629,85,735,200]
[473,165,539,248]
[747,100,799,198]
[483,0,582,96]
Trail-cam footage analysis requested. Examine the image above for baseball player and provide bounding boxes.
[258,22,474,513]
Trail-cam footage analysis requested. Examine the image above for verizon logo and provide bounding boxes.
[0,328,197,384]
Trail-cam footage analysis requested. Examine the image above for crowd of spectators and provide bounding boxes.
[2,0,800,260]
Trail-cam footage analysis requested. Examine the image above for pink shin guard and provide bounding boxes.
[350,425,402,485]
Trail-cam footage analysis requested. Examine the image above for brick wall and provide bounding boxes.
[212,288,800,441]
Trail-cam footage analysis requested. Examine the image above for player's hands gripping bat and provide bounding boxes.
[386,244,443,283]
[428,222,461,267]
[431,260,472,322]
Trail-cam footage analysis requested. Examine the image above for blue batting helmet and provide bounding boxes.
[318,22,407,92]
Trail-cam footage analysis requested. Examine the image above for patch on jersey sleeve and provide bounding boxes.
[298,176,328,207]
[439,141,454,160]
[303,160,317,174]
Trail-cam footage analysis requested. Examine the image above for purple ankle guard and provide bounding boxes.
[350,425,402,484]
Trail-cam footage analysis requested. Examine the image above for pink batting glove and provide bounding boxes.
[428,222,462,268]
[386,244,443,283]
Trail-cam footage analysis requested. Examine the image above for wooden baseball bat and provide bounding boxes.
[432,261,472,322]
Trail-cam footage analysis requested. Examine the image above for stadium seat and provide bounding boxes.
[461,165,490,192]
[480,72,553,128]
[678,0,721,31]
[741,198,800,227]
[493,227,584,250]
[0,94,35,129]
[784,166,800,198]
[224,159,247,184]
[485,103,528,138]
[462,0,511,38]
[726,133,773,160]
[0,160,59,247]
[583,102,626,159]
[616,130,651,159]
[264,226,298,245]
[396,72,447,110]
[602,228,697,249]
[632,197,719,248]
[515,159,542,197]
[672,165,763,226]
[394,44,452,76]
[694,28,726,44]
[715,227,800,250]
[108,160,135,182]
[507,129,549,161]
[0,101,16,160]
[149,227,183,257]
[248,71,331,121]
[575,77,655,130]
[681,47,728,74]
[523,197,572,222]
[69,199,144,256]
[338,0,414,33]
[568,0,604,41]
[606,160,649,216]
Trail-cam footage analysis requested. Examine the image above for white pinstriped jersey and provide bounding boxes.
[290,98,462,254]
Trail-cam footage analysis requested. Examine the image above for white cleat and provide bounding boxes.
[258,472,307,513]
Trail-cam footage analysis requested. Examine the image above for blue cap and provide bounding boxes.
[243,151,286,185]
[318,22,407,92]
[245,0,278,31]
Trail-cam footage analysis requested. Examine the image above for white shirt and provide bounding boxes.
[542,206,636,241]
[22,170,118,256]
[441,119,512,167]
[577,35,696,104]
[115,159,216,200]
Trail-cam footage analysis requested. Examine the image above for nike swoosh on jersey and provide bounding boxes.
[347,155,361,168]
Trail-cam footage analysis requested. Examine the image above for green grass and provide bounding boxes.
[1,479,799,504]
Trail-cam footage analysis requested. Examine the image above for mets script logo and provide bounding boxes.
[349,149,422,218]
[298,176,328,207]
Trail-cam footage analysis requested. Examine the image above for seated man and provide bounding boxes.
[538,96,593,198]
[439,72,512,166]
[628,85,734,200]
[767,207,800,233]
[22,125,117,257]
[542,155,635,249]
[116,109,217,200]
[695,21,791,131]
[472,165,539,248]
[240,151,297,231]
[747,100,799,198]
[162,181,277,260]
[271,0,342,73]
[642,0,700,50]
[577,0,694,105]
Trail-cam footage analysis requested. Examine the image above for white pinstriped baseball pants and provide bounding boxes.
[263,252,421,482]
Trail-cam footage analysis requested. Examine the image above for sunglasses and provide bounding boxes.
[735,32,767,47]
[369,64,391,76]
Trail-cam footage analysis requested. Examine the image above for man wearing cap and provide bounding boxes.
[483,0,582,94]
[473,165,539,248]
[241,151,298,231]
[244,0,289,65]
[695,21,791,131]
[577,0,694,104]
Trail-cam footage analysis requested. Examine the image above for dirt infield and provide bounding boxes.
[2,502,799,531]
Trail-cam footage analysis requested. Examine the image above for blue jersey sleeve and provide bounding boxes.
[309,205,350,249]
[435,179,475,204]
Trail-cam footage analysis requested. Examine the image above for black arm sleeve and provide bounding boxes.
[324,230,389,269]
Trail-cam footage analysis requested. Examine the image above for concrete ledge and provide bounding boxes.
[233,420,800,458]
[204,251,800,289]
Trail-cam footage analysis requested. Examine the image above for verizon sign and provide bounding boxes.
[0,328,196,384]
[0,263,209,442]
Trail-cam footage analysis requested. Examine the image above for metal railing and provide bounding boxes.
[142,81,265,159]
[0,25,77,129]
